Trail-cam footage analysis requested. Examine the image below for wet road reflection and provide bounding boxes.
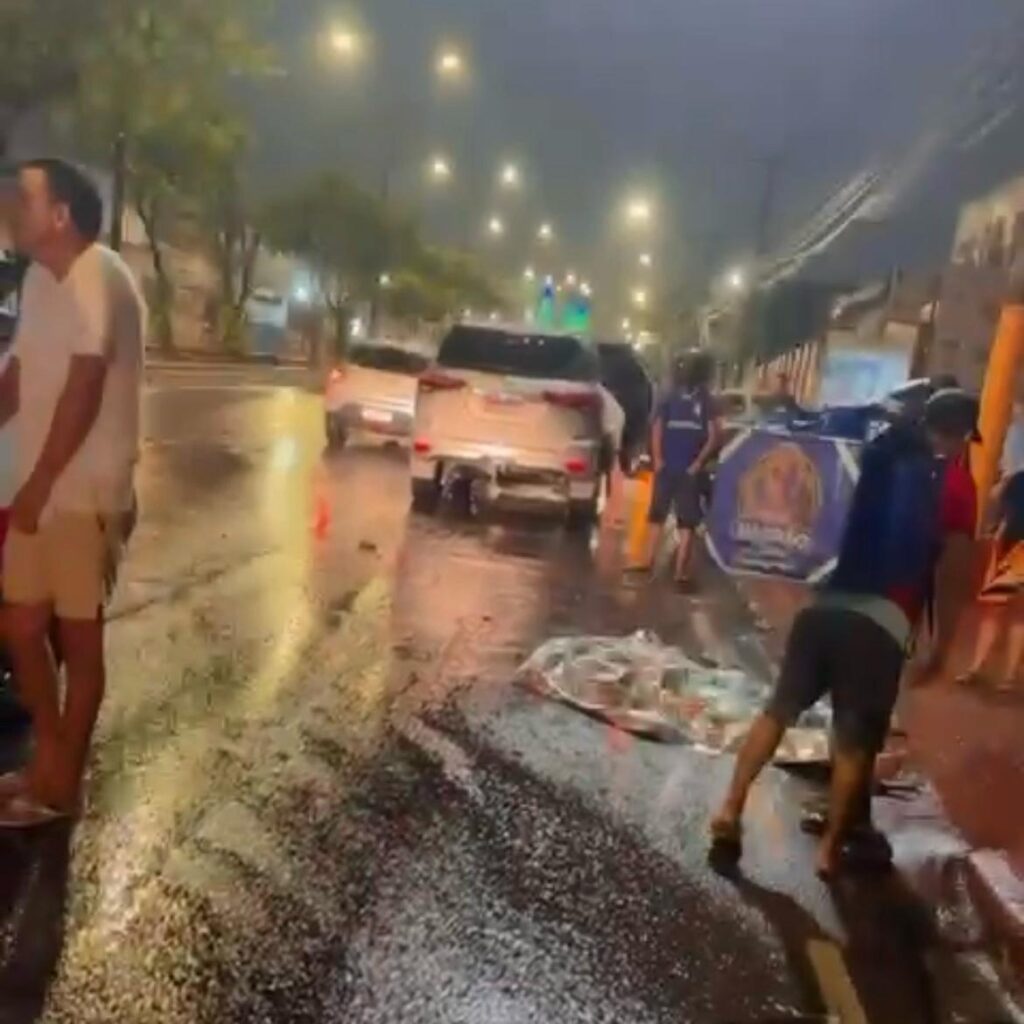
[0,381,1017,1023]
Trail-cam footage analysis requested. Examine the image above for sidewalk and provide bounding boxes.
[735,574,1024,980]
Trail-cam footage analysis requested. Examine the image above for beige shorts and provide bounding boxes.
[3,512,126,620]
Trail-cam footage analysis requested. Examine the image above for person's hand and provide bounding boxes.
[10,473,52,535]
[686,462,701,477]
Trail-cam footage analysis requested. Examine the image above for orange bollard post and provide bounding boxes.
[971,303,1024,526]
[626,467,654,565]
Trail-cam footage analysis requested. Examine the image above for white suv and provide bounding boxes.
[410,323,619,524]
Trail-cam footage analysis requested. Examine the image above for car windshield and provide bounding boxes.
[438,326,598,382]
[349,345,431,376]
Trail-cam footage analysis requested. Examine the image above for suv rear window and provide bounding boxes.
[438,326,598,382]
[349,345,430,376]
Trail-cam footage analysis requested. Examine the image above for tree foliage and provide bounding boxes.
[262,173,411,356]
[263,173,504,353]
[0,0,95,156]
[64,0,273,350]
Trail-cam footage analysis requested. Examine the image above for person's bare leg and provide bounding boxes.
[56,617,106,809]
[817,745,874,876]
[4,603,63,804]
[965,608,1002,679]
[675,527,696,582]
[1001,595,1024,686]
[712,713,787,829]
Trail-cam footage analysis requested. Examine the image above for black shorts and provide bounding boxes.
[648,469,706,528]
[765,604,904,754]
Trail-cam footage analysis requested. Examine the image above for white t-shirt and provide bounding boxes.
[11,244,146,517]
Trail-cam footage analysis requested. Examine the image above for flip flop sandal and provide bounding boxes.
[0,793,72,829]
[956,670,989,688]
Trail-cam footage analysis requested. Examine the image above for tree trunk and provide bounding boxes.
[109,133,128,252]
[137,199,175,353]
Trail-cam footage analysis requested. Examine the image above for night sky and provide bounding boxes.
[251,0,1024,309]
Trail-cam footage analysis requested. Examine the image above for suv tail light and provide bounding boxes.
[420,369,466,393]
[543,389,601,413]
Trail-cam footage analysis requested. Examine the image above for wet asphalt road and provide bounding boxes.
[0,371,1020,1023]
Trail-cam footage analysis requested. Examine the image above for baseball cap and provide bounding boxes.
[924,388,982,442]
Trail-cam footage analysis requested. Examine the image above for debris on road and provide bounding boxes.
[517,631,830,762]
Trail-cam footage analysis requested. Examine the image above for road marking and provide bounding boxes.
[806,938,868,1024]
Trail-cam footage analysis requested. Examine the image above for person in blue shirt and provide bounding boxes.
[630,350,722,590]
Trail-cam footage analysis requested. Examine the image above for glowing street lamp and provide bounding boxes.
[487,215,505,238]
[537,221,554,243]
[499,162,521,189]
[621,317,632,332]
[580,281,593,298]
[436,47,466,80]
[329,26,362,60]
[631,287,648,309]
[429,155,452,182]
[727,267,746,292]
[379,272,392,287]
[625,196,653,227]
[523,267,536,282]
[565,272,578,288]
[639,252,653,269]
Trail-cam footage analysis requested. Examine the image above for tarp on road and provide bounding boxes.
[517,632,830,763]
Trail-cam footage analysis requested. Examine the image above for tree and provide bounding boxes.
[262,173,411,359]
[396,247,504,322]
[0,0,97,157]
[66,0,272,349]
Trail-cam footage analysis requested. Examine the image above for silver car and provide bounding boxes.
[410,323,620,524]
[325,340,433,448]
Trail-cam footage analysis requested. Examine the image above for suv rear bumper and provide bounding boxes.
[411,444,599,507]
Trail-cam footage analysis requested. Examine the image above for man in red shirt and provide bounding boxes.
[712,390,978,876]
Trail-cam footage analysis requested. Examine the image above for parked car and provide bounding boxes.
[410,323,613,525]
[325,340,433,448]
[597,340,653,470]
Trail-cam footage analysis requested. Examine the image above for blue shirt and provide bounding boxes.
[657,387,712,471]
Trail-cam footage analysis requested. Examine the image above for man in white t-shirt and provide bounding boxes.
[0,158,145,826]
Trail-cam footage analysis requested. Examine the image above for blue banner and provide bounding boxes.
[706,429,860,582]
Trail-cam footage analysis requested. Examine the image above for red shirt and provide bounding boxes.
[888,456,976,623]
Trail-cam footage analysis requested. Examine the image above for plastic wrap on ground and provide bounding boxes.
[516,631,831,762]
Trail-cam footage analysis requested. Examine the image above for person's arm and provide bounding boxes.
[11,355,107,533]
[689,399,724,474]
[650,413,664,472]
